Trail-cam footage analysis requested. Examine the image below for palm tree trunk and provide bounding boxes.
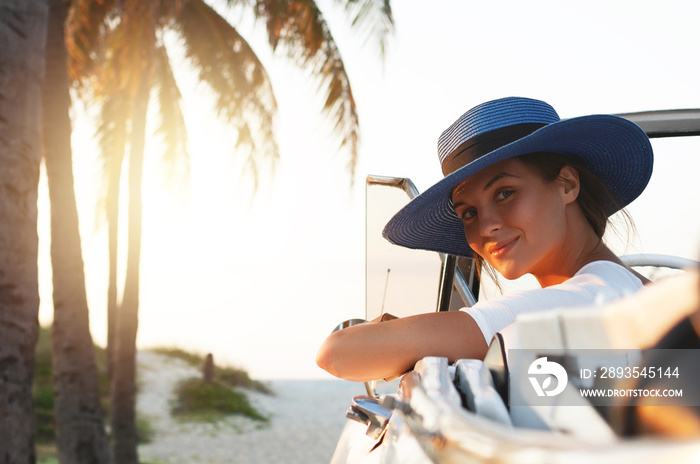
[0,0,47,462]
[109,75,149,464]
[102,95,128,383]
[42,0,111,462]
[107,149,122,381]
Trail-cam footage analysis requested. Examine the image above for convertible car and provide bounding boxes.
[329,109,700,464]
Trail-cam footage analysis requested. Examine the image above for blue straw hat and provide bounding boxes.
[383,97,654,257]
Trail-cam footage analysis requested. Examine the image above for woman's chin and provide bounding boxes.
[492,265,526,281]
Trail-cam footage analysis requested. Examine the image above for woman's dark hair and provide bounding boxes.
[519,151,619,239]
[471,151,633,286]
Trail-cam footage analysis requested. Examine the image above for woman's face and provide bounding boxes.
[451,158,576,282]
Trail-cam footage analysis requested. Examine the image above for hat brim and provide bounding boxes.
[382,114,653,257]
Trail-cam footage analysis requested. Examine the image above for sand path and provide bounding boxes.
[136,350,363,464]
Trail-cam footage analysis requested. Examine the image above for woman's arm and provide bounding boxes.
[316,310,488,382]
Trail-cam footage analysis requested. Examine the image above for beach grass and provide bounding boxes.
[33,328,56,443]
[32,328,269,461]
[150,346,274,395]
[170,377,269,423]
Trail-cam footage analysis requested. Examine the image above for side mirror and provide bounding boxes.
[332,318,366,333]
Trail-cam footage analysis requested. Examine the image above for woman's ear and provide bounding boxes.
[558,165,580,204]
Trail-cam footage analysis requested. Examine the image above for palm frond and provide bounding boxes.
[89,1,159,217]
[174,0,279,177]
[66,0,117,90]
[336,0,394,57]
[153,43,190,185]
[157,0,186,26]
[252,0,360,177]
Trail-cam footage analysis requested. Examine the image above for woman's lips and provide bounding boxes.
[488,237,519,259]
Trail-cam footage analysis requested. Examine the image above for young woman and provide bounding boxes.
[317,97,654,382]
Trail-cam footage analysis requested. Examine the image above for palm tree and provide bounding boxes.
[42,0,111,462]
[0,0,48,462]
[66,1,393,462]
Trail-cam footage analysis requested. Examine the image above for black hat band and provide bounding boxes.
[441,123,548,176]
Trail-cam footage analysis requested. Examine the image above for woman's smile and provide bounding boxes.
[487,236,519,259]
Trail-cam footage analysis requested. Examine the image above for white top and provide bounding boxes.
[462,261,644,342]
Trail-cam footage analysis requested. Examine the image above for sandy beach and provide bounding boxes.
[136,351,364,464]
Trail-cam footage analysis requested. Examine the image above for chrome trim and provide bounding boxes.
[364,380,378,398]
[346,395,393,438]
[366,175,420,199]
[615,109,700,138]
[454,262,478,307]
[436,254,457,312]
[332,318,366,334]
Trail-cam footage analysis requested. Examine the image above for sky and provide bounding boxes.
[38,0,700,380]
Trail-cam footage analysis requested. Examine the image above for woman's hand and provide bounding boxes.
[369,313,398,323]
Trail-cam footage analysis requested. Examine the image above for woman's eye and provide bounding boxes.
[496,189,514,201]
[461,209,477,221]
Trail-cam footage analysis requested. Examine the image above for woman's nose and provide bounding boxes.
[478,207,501,236]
